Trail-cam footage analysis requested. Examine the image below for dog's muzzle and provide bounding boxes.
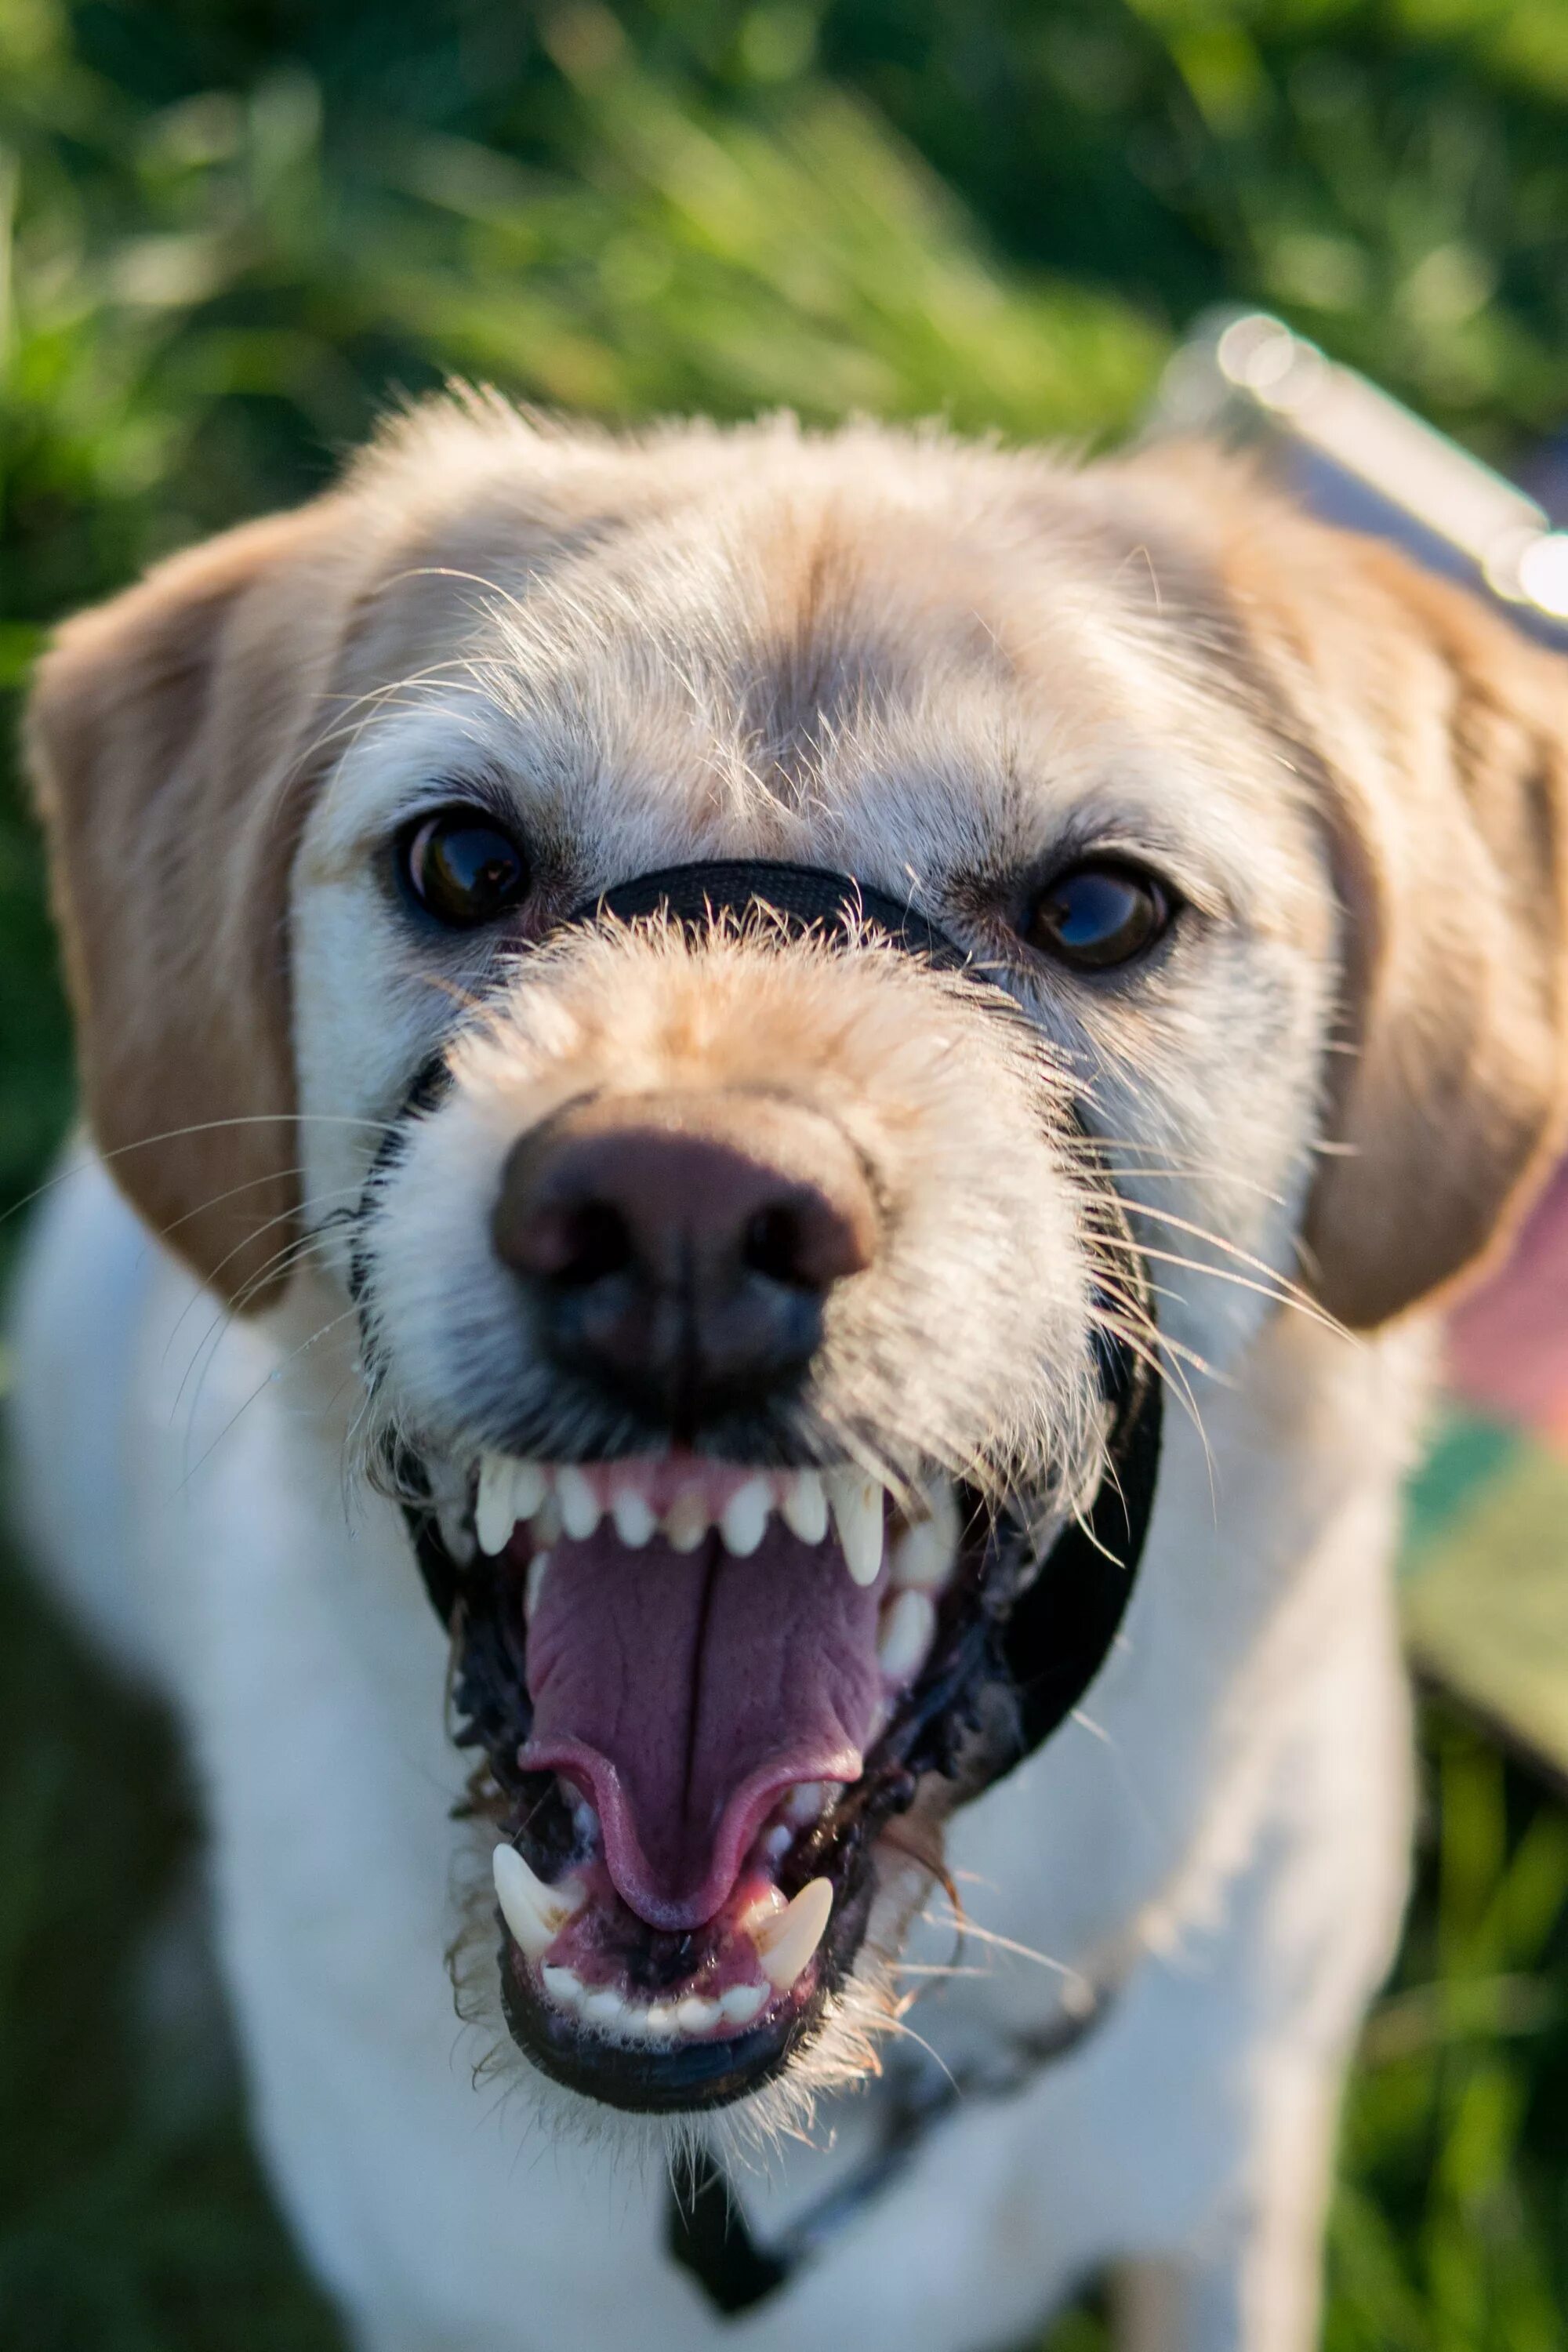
[354,858,1161,2131]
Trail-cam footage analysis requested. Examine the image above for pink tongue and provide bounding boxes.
[520,1517,884,1929]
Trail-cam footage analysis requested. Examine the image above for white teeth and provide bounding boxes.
[785,1780,828,1827]
[877,1588,937,1681]
[512,1460,548,1519]
[542,1964,583,2009]
[719,1982,768,2027]
[534,1494,563,1548]
[492,1846,583,1960]
[779,1468,829,1545]
[555,1465,601,1542]
[644,2001,677,2036]
[675,1994,720,2033]
[475,1456,550,1554]
[525,1550,552,1617]
[827,1472,884,1586]
[664,1487,710,1553]
[889,1483,961,1592]
[754,1876,833,1991]
[611,1486,657,1548]
[476,1456,517,1555]
[581,1986,626,2029]
[720,1475,772,1558]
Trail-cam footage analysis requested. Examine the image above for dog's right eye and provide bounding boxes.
[397,809,532,930]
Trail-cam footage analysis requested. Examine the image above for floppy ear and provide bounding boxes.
[27,497,355,1308]
[1196,476,1568,1327]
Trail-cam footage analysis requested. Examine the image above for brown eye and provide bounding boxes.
[1022,860,1173,971]
[398,809,531,930]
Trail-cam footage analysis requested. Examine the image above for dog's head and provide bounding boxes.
[27,404,1568,2124]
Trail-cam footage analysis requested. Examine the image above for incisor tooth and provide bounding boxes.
[664,1488,710,1552]
[476,1456,517,1555]
[889,1483,961,1591]
[492,1846,582,1960]
[877,1587,937,1681]
[827,1473,884,1586]
[612,1486,657,1548]
[720,1475,771,1558]
[779,1468,829,1545]
[555,1465,601,1542]
[676,1994,720,2033]
[754,1877,833,1992]
[510,1460,548,1522]
[720,1982,768,2027]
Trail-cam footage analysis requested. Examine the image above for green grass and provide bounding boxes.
[4,3,1568,2343]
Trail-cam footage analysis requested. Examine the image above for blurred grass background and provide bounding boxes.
[4,1,1568,2344]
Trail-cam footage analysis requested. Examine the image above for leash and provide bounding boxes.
[365,858,1163,2317]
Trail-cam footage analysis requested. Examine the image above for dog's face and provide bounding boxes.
[28,406,1568,2124]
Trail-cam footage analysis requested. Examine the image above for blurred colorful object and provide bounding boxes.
[1405,1178,1568,1784]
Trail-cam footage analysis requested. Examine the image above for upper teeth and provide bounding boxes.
[472,1457,960,1594]
[492,1845,585,1960]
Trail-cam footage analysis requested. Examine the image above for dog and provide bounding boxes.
[10,397,1568,2352]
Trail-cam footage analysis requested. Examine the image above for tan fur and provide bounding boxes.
[26,404,1568,1336]
[26,502,357,1302]
[1112,444,1568,1327]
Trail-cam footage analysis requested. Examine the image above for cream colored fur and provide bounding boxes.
[13,401,1568,2350]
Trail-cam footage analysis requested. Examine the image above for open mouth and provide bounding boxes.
[417,1450,996,2112]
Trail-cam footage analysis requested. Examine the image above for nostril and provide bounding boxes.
[742,1202,818,1291]
[502,1195,635,1287]
[549,1200,634,1289]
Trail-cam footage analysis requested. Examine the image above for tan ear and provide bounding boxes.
[27,497,354,1307]
[1190,470,1568,1327]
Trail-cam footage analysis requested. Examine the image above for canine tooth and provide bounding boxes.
[492,1846,583,1960]
[890,1484,961,1592]
[555,1466,601,1542]
[542,1965,583,2009]
[754,1878,833,1992]
[664,1487,710,1553]
[780,1468,829,1545]
[720,1475,771,1558]
[827,1474,884,1586]
[676,1995,720,2033]
[612,1486,657,1548]
[719,1983,768,2027]
[476,1456,517,1555]
[525,1550,552,1617]
[877,1588,937,1681]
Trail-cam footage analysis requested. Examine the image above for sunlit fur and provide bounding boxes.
[15,394,1568,2351]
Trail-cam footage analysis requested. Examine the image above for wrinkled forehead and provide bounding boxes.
[312,453,1303,897]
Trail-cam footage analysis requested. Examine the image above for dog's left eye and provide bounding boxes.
[1020,859,1173,971]
[397,809,532,929]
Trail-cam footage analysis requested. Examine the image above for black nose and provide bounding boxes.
[492,1091,877,1430]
